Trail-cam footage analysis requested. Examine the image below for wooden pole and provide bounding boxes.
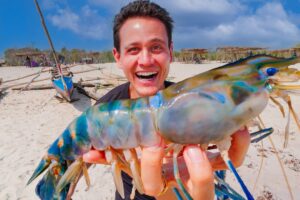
[11,82,98,91]
[1,68,103,89]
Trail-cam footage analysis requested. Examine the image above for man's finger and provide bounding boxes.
[183,145,214,200]
[83,150,107,164]
[141,141,165,196]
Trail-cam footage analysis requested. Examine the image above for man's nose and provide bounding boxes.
[138,50,153,66]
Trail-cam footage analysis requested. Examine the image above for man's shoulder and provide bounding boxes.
[95,82,130,105]
[165,80,174,87]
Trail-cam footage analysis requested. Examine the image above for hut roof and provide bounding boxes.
[181,48,208,54]
[216,46,266,52]
[15,52,46,57]
[269,48,300,54]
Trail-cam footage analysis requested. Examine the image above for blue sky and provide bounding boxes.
[1,0,300,57]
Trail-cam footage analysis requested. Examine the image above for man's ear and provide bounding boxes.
[112,48,121,68]
[169,42,174,62]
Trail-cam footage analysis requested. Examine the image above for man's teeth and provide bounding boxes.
[136,72,157,79]
[136,72,157,76]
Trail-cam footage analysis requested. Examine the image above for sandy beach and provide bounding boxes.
[0,62,299,200]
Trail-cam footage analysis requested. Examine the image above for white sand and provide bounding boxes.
[0,62,299,200]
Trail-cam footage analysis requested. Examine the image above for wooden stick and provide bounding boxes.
[2,77,50,89]
[18,66,48,93]
[2,64,98,84]
[12,84,54,90]
[11,82,100,91]
[2,68,51,84]
[71,67,103,75]
[76,84,99,100]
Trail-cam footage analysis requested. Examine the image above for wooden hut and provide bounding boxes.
[0,58,5,67]
[15,52,48,67]
[268,48,300,58]
[81,57,93,64]
[179,48,208,63]
[216,46,267,62]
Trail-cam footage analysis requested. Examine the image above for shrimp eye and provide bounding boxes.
[266,67,278,76]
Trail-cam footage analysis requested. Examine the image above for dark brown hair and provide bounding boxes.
[113,0,174,52]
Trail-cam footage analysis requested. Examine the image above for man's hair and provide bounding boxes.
[113,0,174,52]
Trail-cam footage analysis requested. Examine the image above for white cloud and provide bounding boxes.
[161,0,243,14]
[88,0,130,12]
[50,9,79,32]
[41,0,68,10]
[48,5,110,40]
[46,0,300,49]
[173,2,300,49]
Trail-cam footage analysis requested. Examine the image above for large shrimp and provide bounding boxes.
[27,55,300,200]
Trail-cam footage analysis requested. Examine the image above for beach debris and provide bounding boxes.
[27,55,300,200]
[11,82,98,91]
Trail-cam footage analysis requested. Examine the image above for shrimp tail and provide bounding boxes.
[35,163,69,200]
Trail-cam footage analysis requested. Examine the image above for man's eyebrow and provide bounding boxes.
[149,38,165,43]
[124,38,166,49]
[124,42,139,49]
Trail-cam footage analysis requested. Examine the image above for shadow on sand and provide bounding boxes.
[70,90,94,112]
[0,90,8,103]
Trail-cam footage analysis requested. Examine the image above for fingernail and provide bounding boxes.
[187,146,204,163]
[144,140,164,153]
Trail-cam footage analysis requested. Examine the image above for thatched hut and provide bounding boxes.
[179,48,208,63]
[216,46,267,62]
[268,48,300,58]
[15,52,48,67]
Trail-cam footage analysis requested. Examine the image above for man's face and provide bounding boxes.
[113,17,173,99]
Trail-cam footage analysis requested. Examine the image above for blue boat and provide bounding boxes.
[34,0,74,102]
[52,74,74,102]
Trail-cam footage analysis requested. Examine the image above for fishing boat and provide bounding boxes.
[34,0,74,102]
[51,66,74,102]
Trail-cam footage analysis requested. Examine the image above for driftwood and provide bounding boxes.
[18,67,48,93]
[2,77,50,89]
[1,68,103,90]
[11,82,99,91]
[10,80,114,101]
[72,67,102,75]
[76,84,99,100]
[12,84,54,90]
[2,64,99,85]
[2,68,50,84]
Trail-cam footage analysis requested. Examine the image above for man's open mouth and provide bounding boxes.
[135,72,158,80]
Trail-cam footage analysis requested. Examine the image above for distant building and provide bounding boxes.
[180,48,208,63]
[81,57,93,64]
[0,58,5,66]
[216,46,267,62]
[15,52,47,67]
[269,47,300,58]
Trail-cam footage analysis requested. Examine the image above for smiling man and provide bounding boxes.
[82,1,250,200]
[112,16,171,99]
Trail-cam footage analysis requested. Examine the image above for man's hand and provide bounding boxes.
[141,141,214,200]
[209,127,251,170]
[83,149,108,164]
[81,127,250,199]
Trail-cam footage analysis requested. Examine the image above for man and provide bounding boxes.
[83,1,250,199]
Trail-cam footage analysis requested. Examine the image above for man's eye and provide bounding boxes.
[128,47,139,53]
[151,45,162,53]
